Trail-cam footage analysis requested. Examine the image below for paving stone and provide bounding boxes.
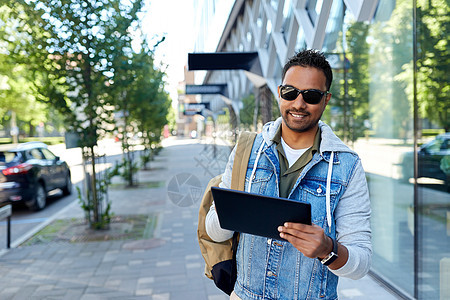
[135,288,153,296]
[118,278,138,294]
[10,285,39,299]
[78,270,95,277]
[61,289,86,300]
[208,295,228,300]
[170,289,208,300]
[2,287,21,294]
[152,293,170,300]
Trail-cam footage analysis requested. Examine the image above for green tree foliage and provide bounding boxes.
[110,41,170,184]
[327,22,370,143]
[240,93,256,129]
[345,22,370,142]
[3,0,171,228]
[326,25,370,143]
[367,0,413,139]
[416,0,449,131]
[0,4,57,137]
[330,0,448,140]
[127,47,170,146]
[240,92,280,131]
[26,0,146,146]
[38,0,142,228]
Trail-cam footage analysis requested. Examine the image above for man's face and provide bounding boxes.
[278,66,331,134]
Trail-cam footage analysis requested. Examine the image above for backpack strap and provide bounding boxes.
[231,132,257,191]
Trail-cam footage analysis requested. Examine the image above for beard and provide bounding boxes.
[281,108,322,133]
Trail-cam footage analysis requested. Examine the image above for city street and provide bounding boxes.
[0,137,401,299]
[1,135,445,298]
[0,139,126,249]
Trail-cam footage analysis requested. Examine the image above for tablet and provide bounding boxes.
[211,187,311,241]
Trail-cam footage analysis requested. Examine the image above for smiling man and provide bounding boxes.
[206,49,372,300]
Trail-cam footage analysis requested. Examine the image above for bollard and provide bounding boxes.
[441,258,450,300]
[0,204,12,248]
[447,211,450,237]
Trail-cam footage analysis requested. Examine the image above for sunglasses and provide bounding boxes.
[279,85,328,104]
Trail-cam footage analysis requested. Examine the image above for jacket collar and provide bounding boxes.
[261,117,355,156]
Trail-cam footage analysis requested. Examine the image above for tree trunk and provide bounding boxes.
[11,111,18,144]
[259,85,273,126]
[89,145,100,227]
[228,104,239,143]
[253,88,260,131]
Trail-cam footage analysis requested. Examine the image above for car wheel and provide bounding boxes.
[62,173,72,196]
[26,183,47,211]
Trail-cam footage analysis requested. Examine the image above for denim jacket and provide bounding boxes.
[206,118,372,300]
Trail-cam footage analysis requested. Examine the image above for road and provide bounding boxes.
[0,139,128,250]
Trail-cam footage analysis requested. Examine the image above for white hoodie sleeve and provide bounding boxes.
[205,146,236,242]
[330,158,372,280]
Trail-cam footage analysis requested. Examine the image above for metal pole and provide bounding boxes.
[7,215,10,249]
[412,0,419,298]
[342,7,349,144]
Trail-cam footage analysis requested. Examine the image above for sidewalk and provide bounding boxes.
[0,137,401,299]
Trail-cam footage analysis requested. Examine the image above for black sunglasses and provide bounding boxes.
[279,85,328,104]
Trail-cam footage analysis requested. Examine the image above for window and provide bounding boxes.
[40,148,57,160]
[0,152,21,164]
[27,149,44,160]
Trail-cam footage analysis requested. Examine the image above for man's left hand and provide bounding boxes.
[278,222,332,259]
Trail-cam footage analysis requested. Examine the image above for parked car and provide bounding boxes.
[400,133,450,191]
[0,142,72,211]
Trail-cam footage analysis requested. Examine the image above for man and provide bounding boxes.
[206,49,371,300]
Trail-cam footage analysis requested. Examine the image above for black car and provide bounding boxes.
[400,133,449,191]
[0,142,72,211]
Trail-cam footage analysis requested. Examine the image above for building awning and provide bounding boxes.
[188,52,266,88]
[185,84,228,98]
[188,52,260,72]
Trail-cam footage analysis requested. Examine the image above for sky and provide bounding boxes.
[140,0,197,105]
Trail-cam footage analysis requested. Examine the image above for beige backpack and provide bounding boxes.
[197,131,256,295]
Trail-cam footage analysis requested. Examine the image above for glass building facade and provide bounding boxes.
[193,1,449,298]
[319,2,449,299]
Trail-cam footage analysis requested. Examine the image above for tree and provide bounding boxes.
[345,22,370,142]
[240,91,280,131]
[110,39,170,184]
[0,4,56,140]
[10,0,145,229]
[416,0,449,131]
[367,0,413,139]
[240,93,256,129]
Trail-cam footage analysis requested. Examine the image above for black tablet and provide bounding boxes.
[211,187,311,241]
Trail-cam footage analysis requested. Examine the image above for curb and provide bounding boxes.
[1,199,80,254]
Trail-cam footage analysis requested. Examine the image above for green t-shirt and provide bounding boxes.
[271,126,321,198]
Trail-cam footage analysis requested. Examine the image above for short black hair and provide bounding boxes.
[282,49,333,91]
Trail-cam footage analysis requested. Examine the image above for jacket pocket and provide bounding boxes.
[301,179,341,224]
[245,166,273,194]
